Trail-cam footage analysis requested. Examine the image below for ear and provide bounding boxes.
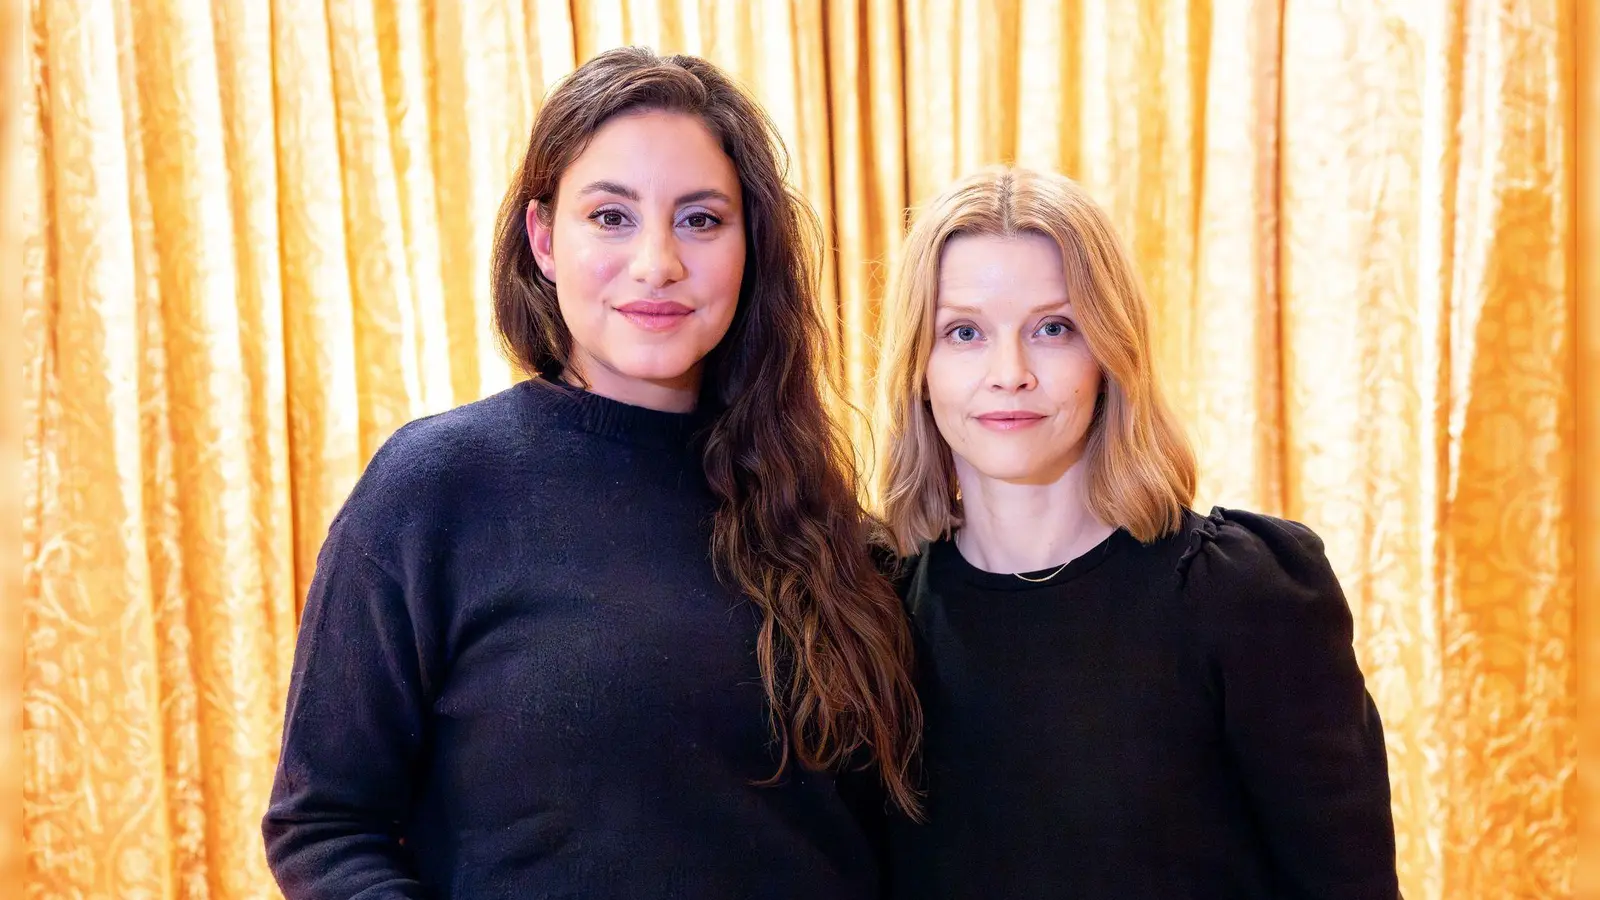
[527,200,556,281]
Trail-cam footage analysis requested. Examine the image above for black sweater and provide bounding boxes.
[886,508,1400,899]
[263,380,880,899]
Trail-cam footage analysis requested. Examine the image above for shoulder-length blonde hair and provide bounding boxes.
[874,166,1196,555]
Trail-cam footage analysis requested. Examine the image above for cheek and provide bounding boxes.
[1082,359,1104,399]
[1072,367,1101,399]
[922,354,954,409]
[579,247,627,287]
[1066,365,1103,420]
[556,228,626,292]
[1045,350,1101,403]
[923,353,972,424]
[689,239,746,308]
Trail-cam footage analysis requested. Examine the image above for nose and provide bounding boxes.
[629,222,686,288]
[987,336,1037,393]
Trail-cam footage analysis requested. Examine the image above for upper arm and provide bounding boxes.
[272,540,430,818]
[1182,509,1399,899]
[263,426,453,898]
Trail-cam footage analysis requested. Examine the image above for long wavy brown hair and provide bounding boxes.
[490,47,922,816]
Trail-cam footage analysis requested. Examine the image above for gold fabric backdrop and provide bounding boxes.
[19,1,1588,898]
[1580,2,1600,896]
[5,0,29,893]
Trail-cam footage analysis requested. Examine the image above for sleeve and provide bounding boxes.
[836,762,894,895]
[1179,508,1400,900]
[261,524,433,900]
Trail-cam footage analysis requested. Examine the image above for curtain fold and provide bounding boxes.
[20,2,1583,897]
[1571,0,1595,895]
[3,0,29,893]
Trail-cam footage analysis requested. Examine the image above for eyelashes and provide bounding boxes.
[591,209,628,230]
[939,318,1077,344]
[587,207,724,233]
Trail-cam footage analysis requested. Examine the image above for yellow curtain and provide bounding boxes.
[1575,0,1596,895]
[4,0,28,892]
[19,1,1585,898]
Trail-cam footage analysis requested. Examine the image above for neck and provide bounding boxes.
[565,354,702,414]
[953,458,1114,574]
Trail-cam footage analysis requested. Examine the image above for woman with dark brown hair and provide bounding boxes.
[263,47,919,899]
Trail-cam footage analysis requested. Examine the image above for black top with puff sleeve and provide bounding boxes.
[885,508,1400,900]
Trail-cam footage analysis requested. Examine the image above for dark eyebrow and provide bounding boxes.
[674,189,735,206]
[576,181,640,201]
[574,182,734,207]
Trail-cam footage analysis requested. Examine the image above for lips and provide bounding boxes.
[616,300,693,332]
[975,410,1047,431]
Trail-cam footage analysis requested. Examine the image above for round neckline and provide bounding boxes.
[930,527,1134,592]
[522,378,714,451]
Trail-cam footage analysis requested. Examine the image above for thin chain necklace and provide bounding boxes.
[1013,561,1071,583]
[956,532,1075,583]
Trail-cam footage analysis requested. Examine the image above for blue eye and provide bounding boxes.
[949,325,981,343]
[1037,320,1073,338]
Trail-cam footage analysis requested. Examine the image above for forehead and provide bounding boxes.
[936,232,1068,305]
[561,110,741,196]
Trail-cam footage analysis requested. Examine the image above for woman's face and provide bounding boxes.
[925,232,1103,486]
[529,109,746,412]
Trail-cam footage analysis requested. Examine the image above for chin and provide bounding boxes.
[960,448,1069,485]
[609,347,705,386]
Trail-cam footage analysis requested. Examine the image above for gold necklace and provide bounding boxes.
[1014,561,1071,583]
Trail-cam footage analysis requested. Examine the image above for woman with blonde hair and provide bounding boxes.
[874,167,1399,898]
